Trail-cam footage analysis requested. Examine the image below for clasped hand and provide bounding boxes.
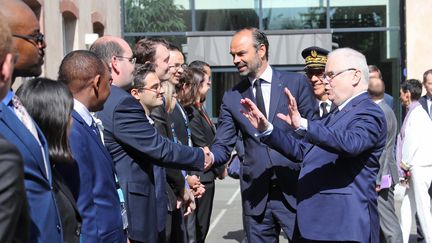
[202,146,213,171]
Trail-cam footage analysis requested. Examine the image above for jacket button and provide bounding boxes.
[56,224,61,232]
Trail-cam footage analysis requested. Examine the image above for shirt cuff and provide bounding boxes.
[255,123,274,138]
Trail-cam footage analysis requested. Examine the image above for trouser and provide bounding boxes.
[377,186,403,243]
[400,166,432,243]
[243,183,295,243]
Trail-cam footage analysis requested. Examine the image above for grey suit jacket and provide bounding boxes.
[377,101,399,186]
[0,136,29,243]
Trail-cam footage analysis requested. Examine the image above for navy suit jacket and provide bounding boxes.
[262,92,386,242]
[97,86,204,242]
[0,103,62,243]
[65,110,125,242]
[419,95,430,117]
[210,69,316,236]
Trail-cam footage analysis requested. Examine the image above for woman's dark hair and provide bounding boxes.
[16,78,74,164]
[177,67,204,106]
[189,60,210,72]
[400,79,422,101]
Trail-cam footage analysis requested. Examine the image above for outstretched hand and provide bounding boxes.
[276,88,301,129]
[240,98,269,132]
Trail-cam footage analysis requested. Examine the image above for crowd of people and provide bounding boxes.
[0,1,432,243]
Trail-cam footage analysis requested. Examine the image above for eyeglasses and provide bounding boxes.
[169,63,187,70]
[321,68,356,81]
[12,32,45,46]
[306,69,324,79]
[140,86,162,94]
[115,56,136,64]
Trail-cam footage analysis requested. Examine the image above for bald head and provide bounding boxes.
[90,35,135,88]
[0,0,45,79]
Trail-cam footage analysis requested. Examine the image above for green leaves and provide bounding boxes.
[124,0,187,33]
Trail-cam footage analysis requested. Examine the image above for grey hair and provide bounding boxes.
[328,48,369,85]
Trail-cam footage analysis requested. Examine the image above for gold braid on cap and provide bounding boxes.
[305,53,327,68]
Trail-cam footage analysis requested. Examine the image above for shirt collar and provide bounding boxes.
[248,64,273,86]
[373,98,384,104]
[146,114,154,125]
[318,99,331,106]
[73,99,93,126]
[338,91,366,111]
[2,89,15,107]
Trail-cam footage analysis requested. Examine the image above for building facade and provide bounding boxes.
[19,0,121,80]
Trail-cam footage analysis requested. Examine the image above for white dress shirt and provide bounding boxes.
[249,64,273,118]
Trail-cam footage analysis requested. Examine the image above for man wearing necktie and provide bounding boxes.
[242,48,387,243]
[0,2,62,242]
[58,50,126,242]
[301,46,335,118]
[210,28,316,242]
[0,16,29,243]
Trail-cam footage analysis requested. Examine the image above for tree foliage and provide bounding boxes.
[124,0,187,33]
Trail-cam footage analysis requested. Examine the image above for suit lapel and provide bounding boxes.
[0,103,49,180]
[268,70,284,122]
[326,93,369,127]
[239,78,254,102]
[72,111,112,161]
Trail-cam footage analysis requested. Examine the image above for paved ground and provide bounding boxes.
[206,178,420,243]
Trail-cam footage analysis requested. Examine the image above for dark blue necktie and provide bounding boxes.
[254,79,266,118]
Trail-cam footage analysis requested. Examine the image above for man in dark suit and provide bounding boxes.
[242,47,386,242]
[0,20,29,241]
[91,36,212,243]
[420,69,432,120]
[210,28,316,242]
[301,46,337,117]
[369,77,403,243]
[58,50,126,242]
[150,43,195,243]
[0,1,62,242]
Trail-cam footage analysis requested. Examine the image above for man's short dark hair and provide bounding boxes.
[58,50,107,92]
[368,65,383,79]
[130,63,156,91]
[134,37,169,64]
[401,79,422,101]
[236,27,269,60]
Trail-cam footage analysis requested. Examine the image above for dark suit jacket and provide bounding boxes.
[211,69,316,236]
[52,167,81,243]
[66,110,125,242]
[0,136,29,243]
[0,103,62,243]
[262,92,386,242]
[151,105,185,211]
[97,86,204,242]
[419,95,430,117]
[185,105,224,182]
